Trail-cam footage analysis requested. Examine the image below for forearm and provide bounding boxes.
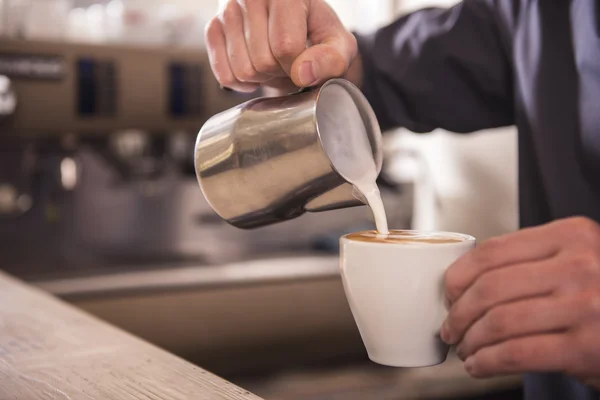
[355,1,514,133]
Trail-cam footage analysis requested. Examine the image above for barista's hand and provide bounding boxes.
[442,217,600,388]
[204,0,359,94]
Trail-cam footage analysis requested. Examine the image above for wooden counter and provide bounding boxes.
[0,271,263,400]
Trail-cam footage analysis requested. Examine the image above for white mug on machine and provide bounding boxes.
[340,230,476,367]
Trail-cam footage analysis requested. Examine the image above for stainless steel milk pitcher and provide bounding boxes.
[194,78,383,229]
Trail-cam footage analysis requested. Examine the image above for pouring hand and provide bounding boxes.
[205,0,360,94]
[442,217,600,388]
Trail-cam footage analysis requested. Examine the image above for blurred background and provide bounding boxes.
[0,0,520,398]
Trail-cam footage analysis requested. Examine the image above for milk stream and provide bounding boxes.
[316,84,389,234]
[360,183,389,234]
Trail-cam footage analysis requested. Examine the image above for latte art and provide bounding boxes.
[345,230,474,244]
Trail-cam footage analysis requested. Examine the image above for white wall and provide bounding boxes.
[169,0,395,32]
[168,0,219,22]
[326,0,394,33]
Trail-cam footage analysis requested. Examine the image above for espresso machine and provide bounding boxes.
[0,37,255,281]
[0,37,414,282]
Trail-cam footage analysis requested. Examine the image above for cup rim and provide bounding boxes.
[341,229,476,246]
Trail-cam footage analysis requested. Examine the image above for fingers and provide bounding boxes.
[445,223,563,304]
[446,217,600,380]
[456,295,581,360]
[268,0,356,87]
[289,0,356,87]
[205,17,259,92]
[261,77,301,96]
[442,258,565,344]
[220,1,269,83]
[237,0,286,77]
[268,0,309,75]
[464,333,573,378]
[290,39,355,87]
[206,0,356,91]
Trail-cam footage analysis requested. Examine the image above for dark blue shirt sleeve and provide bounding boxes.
[357,0,515,133]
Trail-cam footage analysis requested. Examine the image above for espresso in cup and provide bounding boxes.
[345,230,471,244]
[340,229,476,367]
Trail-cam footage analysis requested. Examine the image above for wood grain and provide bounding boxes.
[0,271,263,400]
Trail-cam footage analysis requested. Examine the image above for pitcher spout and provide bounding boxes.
[305,183,365,212]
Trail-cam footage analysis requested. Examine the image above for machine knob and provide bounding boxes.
[0,75,17,118]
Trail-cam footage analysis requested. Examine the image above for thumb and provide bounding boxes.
[290,39,355,87]
[289,1,356,87]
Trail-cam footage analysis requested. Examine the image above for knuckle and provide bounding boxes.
[328,50,351,75]
[220,1,240,24]
[233,64,257,82]
[271,35,303,60]
[204,18,222,44]
[345,31,357,47]
[472,274,497,302]
[570,217,600,243]
[474,237,505,266]
[451,309,471,334]
[501,342,527,369]
[343,32,358,58]
[237,0,261,11]
[218,73,237,88]
[572,251,600,278]
[485,308,509,336]
[444,270,464,302]
[482,236,505,251]
[584,293,600,315]
[251,55,279,74]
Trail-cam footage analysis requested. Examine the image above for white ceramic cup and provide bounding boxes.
[340,230,476,367]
